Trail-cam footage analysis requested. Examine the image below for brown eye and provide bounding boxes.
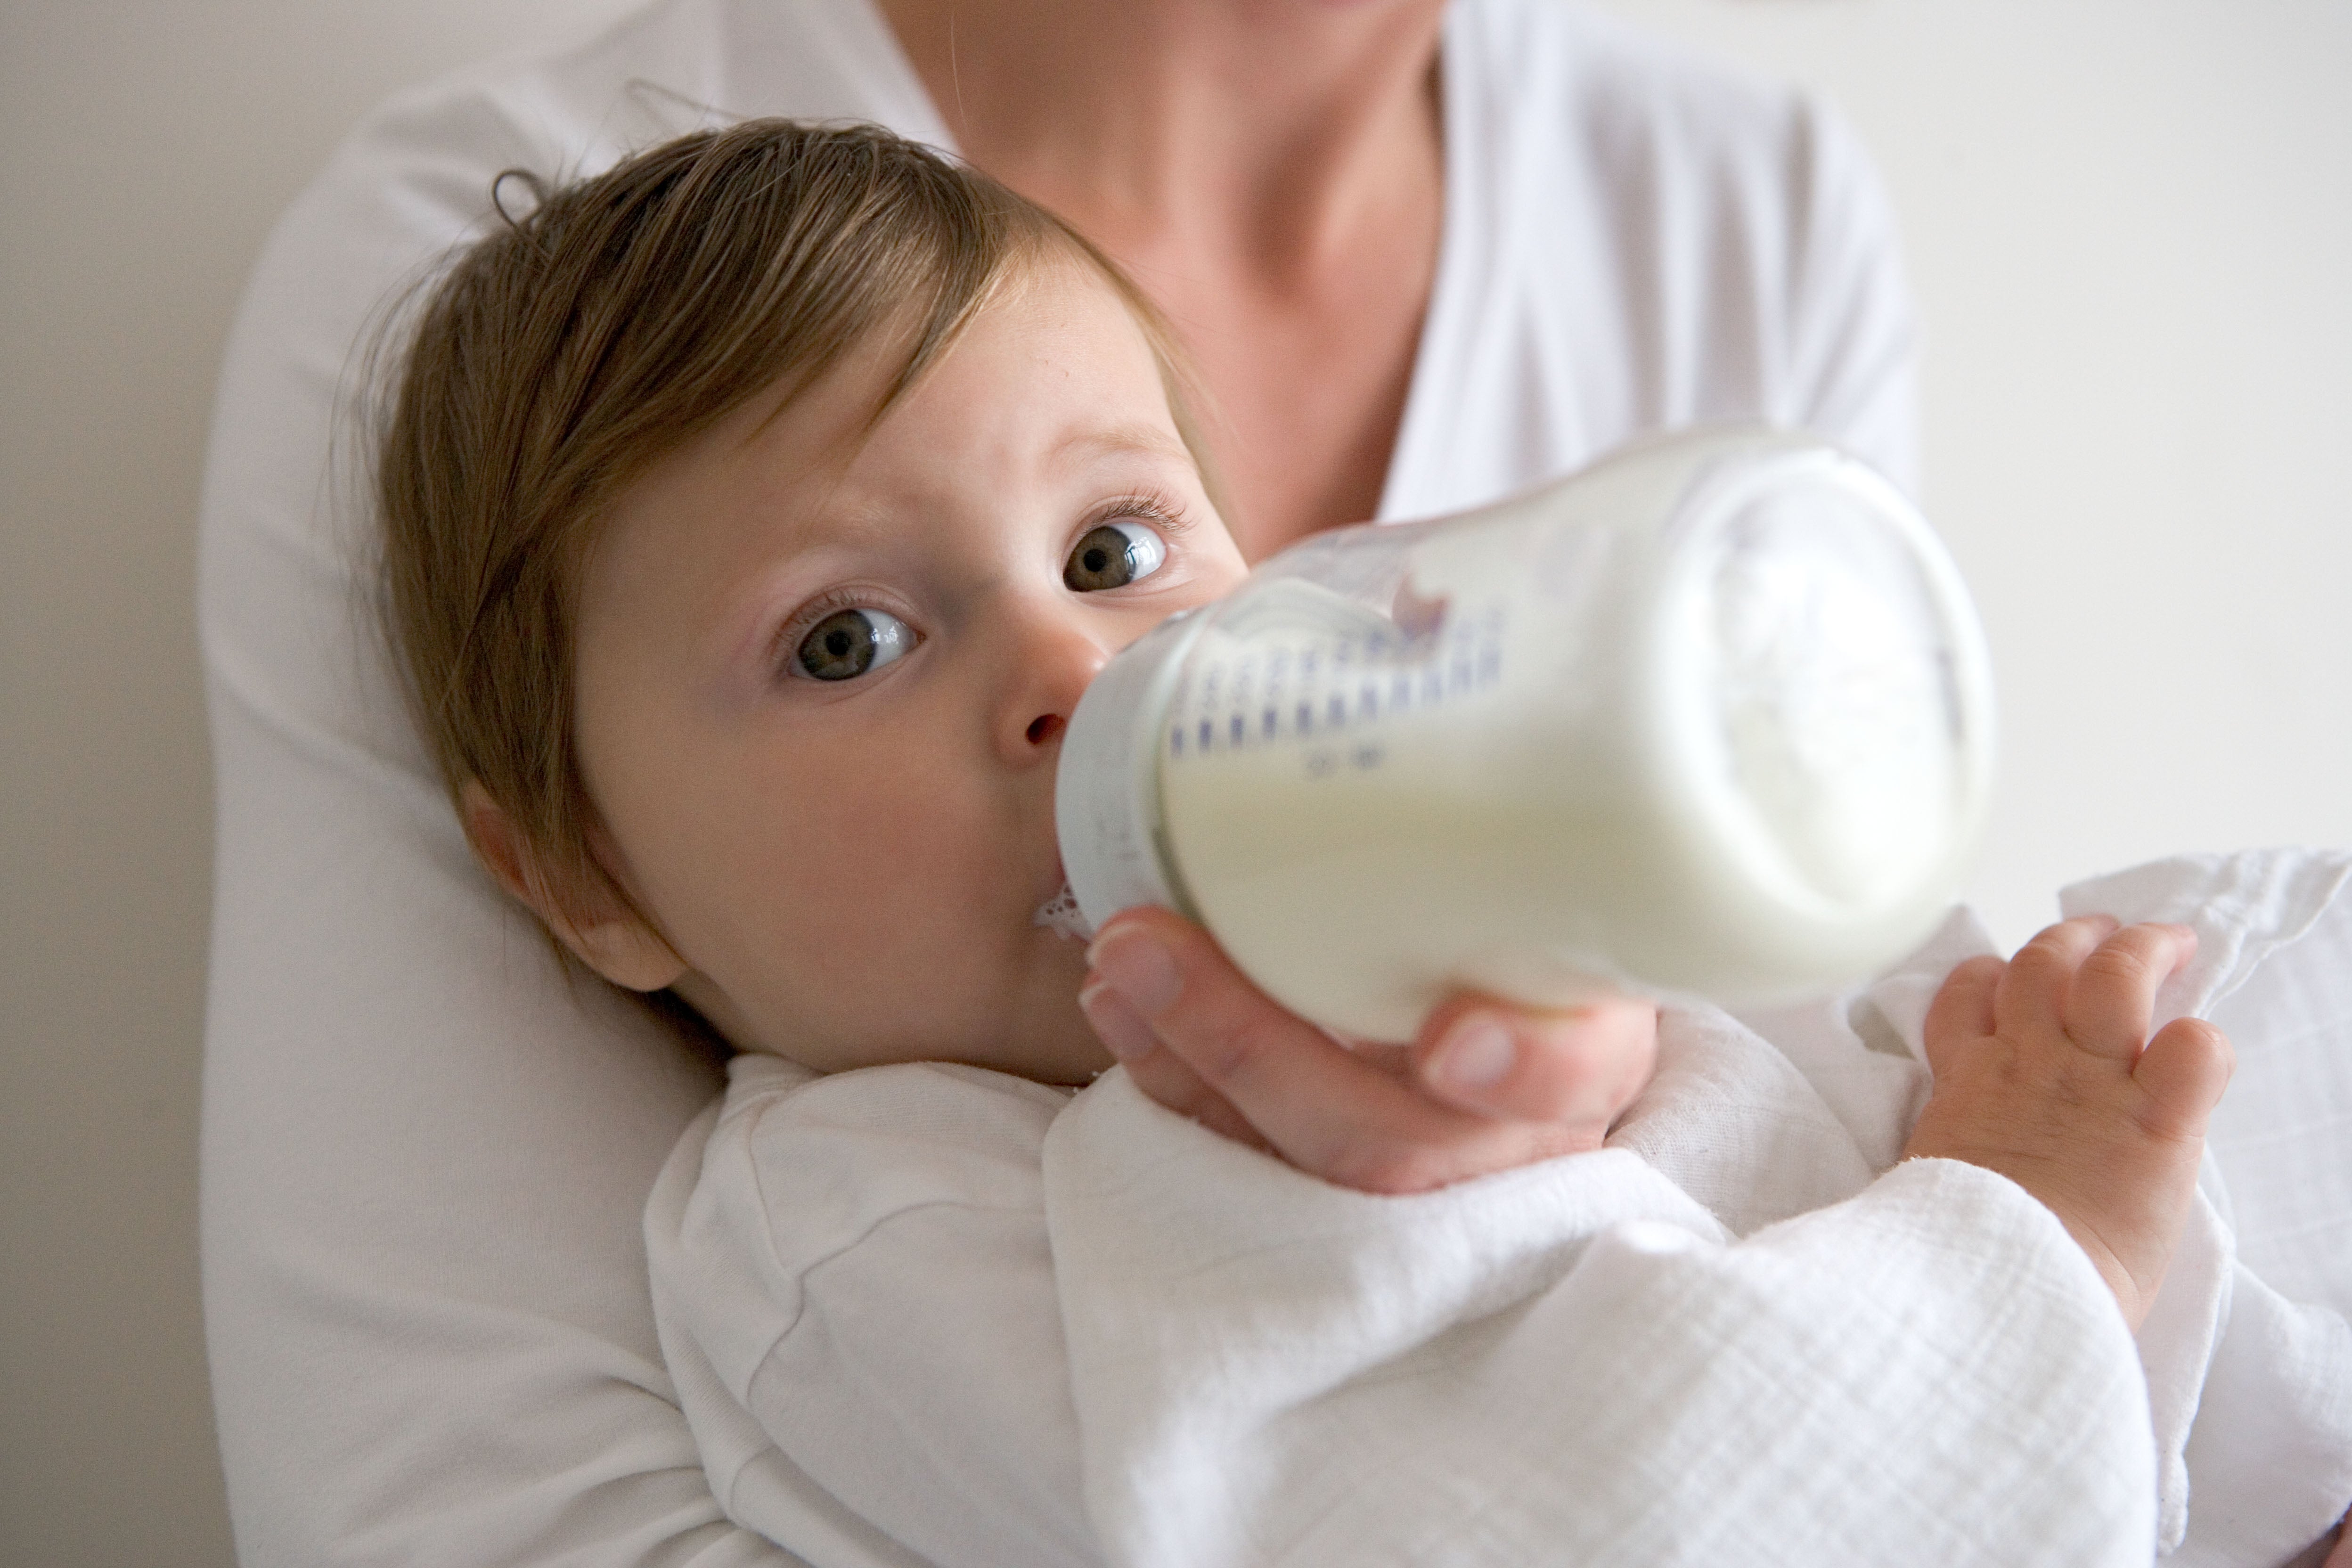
[1064,521,1167,592]
[794,607,913,682]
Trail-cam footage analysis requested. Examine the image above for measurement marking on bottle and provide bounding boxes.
[1168,606,1508,765]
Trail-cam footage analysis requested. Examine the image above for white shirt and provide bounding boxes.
[646,853,2352,1568]
[201,1,1949,1562]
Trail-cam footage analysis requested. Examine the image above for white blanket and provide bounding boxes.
[647,850,2352,1568]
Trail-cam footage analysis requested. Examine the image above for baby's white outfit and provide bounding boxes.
[648,850,2352,1568]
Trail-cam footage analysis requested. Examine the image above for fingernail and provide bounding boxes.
[1433,1015,1516,1094]
[1086,927,1182,1016]
[1080,980,1157,1062]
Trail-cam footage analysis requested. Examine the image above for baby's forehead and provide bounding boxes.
[723,250,1166,451]
[808,270,1185,478]
[586,281,1198,598]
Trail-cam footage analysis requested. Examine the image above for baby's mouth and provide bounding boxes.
[1033,878,1091,941]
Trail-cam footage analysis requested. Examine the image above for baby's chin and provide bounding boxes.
[994,947,1116,1087]
[705,946,1110,1086]
[864,1003,1110,1087]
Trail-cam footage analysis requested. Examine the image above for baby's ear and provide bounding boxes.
[459,781,689,993]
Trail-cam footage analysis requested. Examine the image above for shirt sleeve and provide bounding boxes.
[1781,96,1922,498]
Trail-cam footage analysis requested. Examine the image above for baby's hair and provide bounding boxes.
[375,119,1203,932]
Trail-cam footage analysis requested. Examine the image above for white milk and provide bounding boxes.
[1056,429,1995,1042]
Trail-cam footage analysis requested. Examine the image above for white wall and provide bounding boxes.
[1,2,2345,1563]
[0,8,640,1564]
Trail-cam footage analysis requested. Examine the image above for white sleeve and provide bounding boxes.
[645,1060,1100,1568]
[1781,96,1921,498]
[1044,1073,2158,1568]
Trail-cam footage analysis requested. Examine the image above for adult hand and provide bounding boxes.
[1078,907,1658,1195]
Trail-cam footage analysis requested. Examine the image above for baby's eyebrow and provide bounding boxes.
[1051,424,1193,468]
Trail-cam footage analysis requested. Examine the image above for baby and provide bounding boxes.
[375,121,2351,1567]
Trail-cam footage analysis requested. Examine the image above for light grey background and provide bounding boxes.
[3,2,2346,1563]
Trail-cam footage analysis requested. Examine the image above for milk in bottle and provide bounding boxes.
[1054,428,1995,1042]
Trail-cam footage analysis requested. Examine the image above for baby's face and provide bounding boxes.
[565,262,1248,1081]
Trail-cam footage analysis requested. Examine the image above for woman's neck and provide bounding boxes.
[875,0,1449,555]
[875,0,1445,287]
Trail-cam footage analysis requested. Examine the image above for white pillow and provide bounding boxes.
[197,2,944,1561]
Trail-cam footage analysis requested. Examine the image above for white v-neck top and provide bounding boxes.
[199,3,1921,1564]
[1384,0,1917,520]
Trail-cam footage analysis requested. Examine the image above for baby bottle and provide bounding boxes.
[1054,427,1996,1042]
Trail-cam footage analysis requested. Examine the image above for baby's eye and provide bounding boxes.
[1064,521,1168,592]
[795,607,914,682]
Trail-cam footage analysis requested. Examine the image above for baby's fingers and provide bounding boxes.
[1922,954,2004,1076]
[1996,915,2118,1041]
[2064,923,2197,1061]
[2133,1015,2233,1141]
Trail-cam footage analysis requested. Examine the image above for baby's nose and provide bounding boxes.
[996,608,1106,764]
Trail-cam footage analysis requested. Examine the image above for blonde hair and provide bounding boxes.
[376,119,1200,924]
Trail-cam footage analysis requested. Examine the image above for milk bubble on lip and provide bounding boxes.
[1033,882,1091,940]
[1055,428,1994,1043]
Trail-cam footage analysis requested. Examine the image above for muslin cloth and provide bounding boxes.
[648,850,2352,1568]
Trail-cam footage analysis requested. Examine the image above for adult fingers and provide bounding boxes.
[1995,915,2118,1042]
[1411,993,1657,1127]
[1921,953,2004,1077]
[2063,923,2197,1061]
[1080,977,1273,1152]
[2319,1514,2350,1568]
[1084,909,1556,1192]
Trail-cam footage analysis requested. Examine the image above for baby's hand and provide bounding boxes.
[1082,908,1658,1194]
[1902,917,2234,1329]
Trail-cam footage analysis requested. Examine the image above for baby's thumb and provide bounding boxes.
[2133,1015,2234,1141]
